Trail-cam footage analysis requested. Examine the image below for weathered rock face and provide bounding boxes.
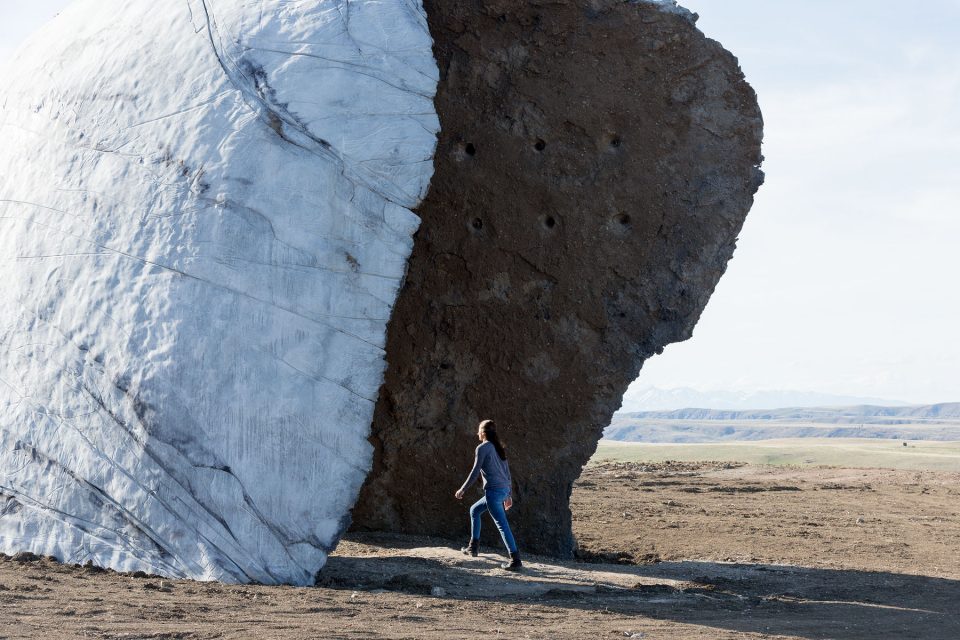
[352,0,764,556]
[0,0,438,584]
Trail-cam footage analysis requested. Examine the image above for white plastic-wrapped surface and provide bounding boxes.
[0,0,438,585]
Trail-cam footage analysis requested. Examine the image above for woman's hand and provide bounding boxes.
[503,496,513,510]
[455,489,464,500]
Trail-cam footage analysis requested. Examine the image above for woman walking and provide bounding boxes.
[454,419,522,570]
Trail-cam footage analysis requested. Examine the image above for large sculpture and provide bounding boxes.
[352,0,764,556]
[0,0,761,583]
[0,0,438,584]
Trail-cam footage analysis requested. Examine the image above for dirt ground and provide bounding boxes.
[2,462,958,639]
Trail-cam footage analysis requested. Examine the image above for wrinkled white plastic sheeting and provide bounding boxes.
[0,0,438,584]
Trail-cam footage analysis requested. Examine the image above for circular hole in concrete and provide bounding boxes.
[614,213,631,227]
[609,135,622,149]
[534,138,546,152]
[543,215,556,229]
[464,142,476,156]
[471,217,483,231]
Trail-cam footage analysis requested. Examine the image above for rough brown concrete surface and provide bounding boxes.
[351,0,764,557]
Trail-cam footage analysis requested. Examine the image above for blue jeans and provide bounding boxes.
[470,487,518,554]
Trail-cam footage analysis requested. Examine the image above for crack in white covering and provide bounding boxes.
[0,0,438,584]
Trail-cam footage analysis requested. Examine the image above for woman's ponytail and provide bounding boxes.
[479,419,507,460]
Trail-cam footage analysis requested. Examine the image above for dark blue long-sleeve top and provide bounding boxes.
[459,441,513,494]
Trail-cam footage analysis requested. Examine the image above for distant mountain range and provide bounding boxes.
[605,403,960,443]
[618,386,912,412]
[620,403,960,422]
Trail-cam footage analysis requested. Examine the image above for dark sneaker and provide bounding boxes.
[461,539,479,557]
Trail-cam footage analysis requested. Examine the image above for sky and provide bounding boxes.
[1,0,958,405]
[0,2,66,62]
[630,0,960,404]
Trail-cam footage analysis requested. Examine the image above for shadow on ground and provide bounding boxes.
[323,533,960,640]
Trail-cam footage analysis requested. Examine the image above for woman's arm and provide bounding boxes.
[454,445,484,498]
